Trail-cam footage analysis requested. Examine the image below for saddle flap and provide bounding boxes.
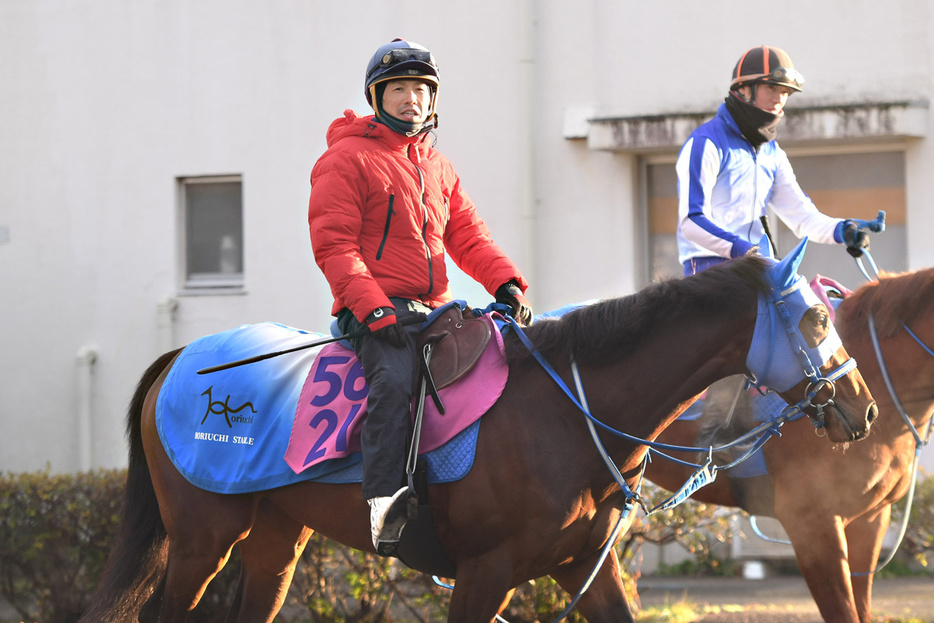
[418,307,492,390]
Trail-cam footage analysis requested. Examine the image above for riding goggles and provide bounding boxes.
[765,66,805,89]
[366,48,437,79]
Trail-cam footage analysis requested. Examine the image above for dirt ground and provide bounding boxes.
[636,575,934,622]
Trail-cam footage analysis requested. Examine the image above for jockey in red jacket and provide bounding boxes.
[308,38,531,557]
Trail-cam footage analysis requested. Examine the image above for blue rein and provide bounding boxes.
[851,311,934,577]
[451,276,859,623]
[499,270,858,516]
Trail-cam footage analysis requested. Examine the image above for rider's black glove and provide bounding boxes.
[842,220,870,258]
[495,280,533,326]
[365,307,405,347]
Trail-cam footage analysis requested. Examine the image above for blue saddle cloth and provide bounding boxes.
[156,322,481,494]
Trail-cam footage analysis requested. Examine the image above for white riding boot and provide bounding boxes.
[367,486,411,556]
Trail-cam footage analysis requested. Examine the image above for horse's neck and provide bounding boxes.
[588,318,753,463]
[840,271,934,430]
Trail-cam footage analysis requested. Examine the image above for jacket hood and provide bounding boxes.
[325,109,429,151]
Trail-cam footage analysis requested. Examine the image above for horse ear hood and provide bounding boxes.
[770,237,809,289]
[758,234,774,259]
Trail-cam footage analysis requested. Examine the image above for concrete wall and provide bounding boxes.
[2,2,932,478]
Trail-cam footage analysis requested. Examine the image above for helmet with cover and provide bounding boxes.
[730,45,805,93]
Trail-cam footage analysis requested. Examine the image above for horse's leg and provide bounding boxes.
[158,489,260,623]
[143,421,255,621]
[445,555,516,623]
[778,512,860,623]
[160,531,242,622]
[550,548,635,623]
[226,500,313,623]
[845,505,891,623]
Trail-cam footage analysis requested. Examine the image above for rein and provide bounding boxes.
[869,313,934,447]
[499,267,857,481]
[431,270,862,621]
[496,264,858,514]
[430,339,639,623]
[814,244,932,576]
[467,276,855,622]
[852,310,934,576]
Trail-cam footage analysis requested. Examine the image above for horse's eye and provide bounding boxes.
[799,304,831,349]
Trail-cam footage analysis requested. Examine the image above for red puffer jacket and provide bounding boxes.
[309,110,527,321]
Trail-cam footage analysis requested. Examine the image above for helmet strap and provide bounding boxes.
[733,82,757,104]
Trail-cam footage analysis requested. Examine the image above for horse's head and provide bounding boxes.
[747,237,877,442]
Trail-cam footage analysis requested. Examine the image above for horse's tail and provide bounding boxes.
[80,348,182,623]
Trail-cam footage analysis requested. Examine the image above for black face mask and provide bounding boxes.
[375,110,437,137]
[725,90,782,148]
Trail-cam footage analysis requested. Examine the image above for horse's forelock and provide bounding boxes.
[507,256,768,364]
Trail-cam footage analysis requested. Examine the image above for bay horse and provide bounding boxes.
[81,242,877,623]
[644,265,934,623]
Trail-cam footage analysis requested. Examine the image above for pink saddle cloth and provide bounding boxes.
[284,313,507,473]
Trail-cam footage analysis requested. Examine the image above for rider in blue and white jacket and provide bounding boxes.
[676,46,869,276]
[677,47,872,479]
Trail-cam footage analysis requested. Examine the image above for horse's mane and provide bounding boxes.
[838,266,934,339]
[506,255,770,366]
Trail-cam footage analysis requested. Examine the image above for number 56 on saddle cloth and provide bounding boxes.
[155,315,508,494]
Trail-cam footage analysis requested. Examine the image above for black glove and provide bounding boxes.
[842,220,870,258]
[495,281,533,326]
[365,307,405,347]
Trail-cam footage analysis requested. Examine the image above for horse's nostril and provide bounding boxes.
[866,402,878,425]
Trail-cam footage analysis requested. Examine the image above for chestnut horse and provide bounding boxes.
[644,266,934,623]
[81,245,877,623]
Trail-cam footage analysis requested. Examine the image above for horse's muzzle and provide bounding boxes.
[832,399,877,442]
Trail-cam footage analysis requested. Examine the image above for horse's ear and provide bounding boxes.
[757,234,773,259]
[771,237,809,288]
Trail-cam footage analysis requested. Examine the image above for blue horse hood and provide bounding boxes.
[764,235,809,290]
[747,236,844,392]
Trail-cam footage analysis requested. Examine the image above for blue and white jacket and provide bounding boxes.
[676,103,844,273]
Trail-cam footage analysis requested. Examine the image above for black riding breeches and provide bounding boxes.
[337,299,429,499]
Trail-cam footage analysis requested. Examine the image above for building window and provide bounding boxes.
[643,157,681,282]
[773,150,906,289]
[179,176,244,290]
[642,149,906,290]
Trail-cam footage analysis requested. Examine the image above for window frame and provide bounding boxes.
[176,174,245,294]
[637,143,907,288]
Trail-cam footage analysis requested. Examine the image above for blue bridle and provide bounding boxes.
[746,271,857,430]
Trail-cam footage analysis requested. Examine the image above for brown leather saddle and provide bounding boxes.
[416,305,492,394]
